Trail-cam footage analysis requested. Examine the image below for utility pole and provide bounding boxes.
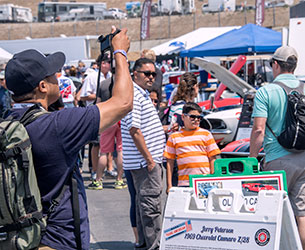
[272,5,276,27]
[168,14,171,38]
[193,12,196,30]
[244,1,247,25]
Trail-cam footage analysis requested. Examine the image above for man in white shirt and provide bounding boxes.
[80,53,112,106]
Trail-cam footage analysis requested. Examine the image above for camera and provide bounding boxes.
[98,29,121,53]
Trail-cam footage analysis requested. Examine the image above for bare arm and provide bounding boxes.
[250,117,267,158]
[129,127,155,171]
[166,159,175,194]
[96,27,133,133]
[80,94,96,102]
[208,155,217,174]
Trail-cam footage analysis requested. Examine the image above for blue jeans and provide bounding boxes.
[124,170,136,227]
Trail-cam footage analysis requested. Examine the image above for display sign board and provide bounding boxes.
[160,188,302,250]
[189,158,287,211]
[163,218,276,250]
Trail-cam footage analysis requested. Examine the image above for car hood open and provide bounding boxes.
[191,57,257,98]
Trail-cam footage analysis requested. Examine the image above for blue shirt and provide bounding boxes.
[252,74,301,162]
[10,106,99,250]
[121,83,165,170]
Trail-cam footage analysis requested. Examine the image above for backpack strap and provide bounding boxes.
[266,123,278,139]
[45,167,82,249]
[19,104,49,215]
[0,140,31,162]
[273,81,304,95]
[0,211,43,233]
[19,103,49,126]
[72,174,82,250]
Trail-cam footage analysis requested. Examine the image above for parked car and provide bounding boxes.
[191,58,256,146]
[108,8,127,19]
[242,183,276,192]
[202,4,209,13]
[221,138,265,159]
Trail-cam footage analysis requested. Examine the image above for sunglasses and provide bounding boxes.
[183,113,203,121]
[137,71,157,78]
[269,59,276,67]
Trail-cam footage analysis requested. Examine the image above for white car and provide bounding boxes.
[191,58,257,146]
[108,8,127,19]
[203,107,242,145]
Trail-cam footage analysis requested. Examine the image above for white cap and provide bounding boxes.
[272,46,298,62]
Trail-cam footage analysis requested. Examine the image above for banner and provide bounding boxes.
[140,0,152,40]
[255,0,265,26]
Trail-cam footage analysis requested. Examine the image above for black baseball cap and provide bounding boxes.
[5,49,66,96]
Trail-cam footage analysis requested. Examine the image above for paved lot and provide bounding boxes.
[83,166,135,250]
[83,160,167,250]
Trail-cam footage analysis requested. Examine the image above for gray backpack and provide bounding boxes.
[0,107,47,250]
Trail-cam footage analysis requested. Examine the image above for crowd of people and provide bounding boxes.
[0,26,304,250]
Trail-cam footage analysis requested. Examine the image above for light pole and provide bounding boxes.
[244,1,247,25]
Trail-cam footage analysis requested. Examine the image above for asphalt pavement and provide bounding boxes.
[82,159,167,250]
[83,166,135,250]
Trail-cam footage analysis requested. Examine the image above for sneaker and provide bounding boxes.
[88,180,103,190]
[105,170,118,178]
[114,180,127,189]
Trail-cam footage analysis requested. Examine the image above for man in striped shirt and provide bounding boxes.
[164,102,220,193]
[121,58,165,250]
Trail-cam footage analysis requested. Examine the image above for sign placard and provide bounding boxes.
[163,218,276,250]
[189,158,287,211]
[160,188,302,250]
[191,173,285,211]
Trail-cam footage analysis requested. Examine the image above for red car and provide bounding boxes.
[242,183,276,192]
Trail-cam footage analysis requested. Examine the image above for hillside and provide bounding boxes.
[0,0,295,17]
[0,0,299,60]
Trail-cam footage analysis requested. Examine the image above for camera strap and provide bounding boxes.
[93,52,115,105]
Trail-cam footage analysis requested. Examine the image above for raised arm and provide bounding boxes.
[96,27,133,133]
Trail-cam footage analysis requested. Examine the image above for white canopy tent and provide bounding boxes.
[0,47,12,64]
[151,26,240,56]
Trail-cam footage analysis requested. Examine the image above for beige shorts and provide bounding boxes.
[264,152,305,217]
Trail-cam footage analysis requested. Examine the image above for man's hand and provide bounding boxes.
[147,159,156,172]
[166,185,172,195]
[111,27,130,53]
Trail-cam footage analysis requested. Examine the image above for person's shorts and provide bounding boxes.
[264,152,305,217]
[100,123,122,153]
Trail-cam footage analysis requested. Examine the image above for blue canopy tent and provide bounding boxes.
[180,23,282,58]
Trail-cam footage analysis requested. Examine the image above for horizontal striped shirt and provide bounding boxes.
[163,127,220,186]
[121,82,165,170]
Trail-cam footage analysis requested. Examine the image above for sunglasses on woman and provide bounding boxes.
[183,113,203,121]
[137,71,157,78]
